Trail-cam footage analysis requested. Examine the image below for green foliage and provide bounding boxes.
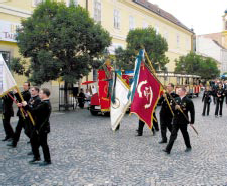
[15,0,111,85]
[115,27,169,71]
[175,52,220,79]
[10,57,27,76]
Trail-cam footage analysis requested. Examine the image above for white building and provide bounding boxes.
[196,36,227,73]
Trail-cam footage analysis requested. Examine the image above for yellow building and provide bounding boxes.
[0,0,194,95]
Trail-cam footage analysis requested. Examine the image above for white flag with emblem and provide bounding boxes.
[0,54,17,97]
[111,74,130,131]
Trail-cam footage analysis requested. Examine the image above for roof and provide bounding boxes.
[213,40,226,49]
[132,0,193,33]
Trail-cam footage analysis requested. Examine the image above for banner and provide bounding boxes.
[0,54,17,97]
[110,74,130,131]
[130,63,162,128]
[98,80,110,111]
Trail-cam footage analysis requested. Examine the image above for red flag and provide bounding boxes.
[98,81,110,111]
[130,63,162,128]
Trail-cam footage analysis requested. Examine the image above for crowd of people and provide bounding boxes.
[2,82,52,166]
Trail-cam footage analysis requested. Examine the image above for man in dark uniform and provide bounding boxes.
[2,91,14,141]
[8,82,31,147]
[26,86,41,155]
[22,88,52,166]
[202,85,212,116]
[163,87,195,154]
[215,83,225,117]
[159,83,179,144]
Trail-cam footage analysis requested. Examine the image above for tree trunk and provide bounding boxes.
[64,81,69,111]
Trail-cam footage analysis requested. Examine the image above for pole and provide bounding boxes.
[144,51,198,136]
[15,86,35,126]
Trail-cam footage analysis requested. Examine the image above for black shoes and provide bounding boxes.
[159,140,167,144]
[39,161,51,166]
[2,137,13,142]
[136,133,142,136]
[7,142,17,148]
[162,149,170,154]
[185,147,192,152]
[29,157,41,164]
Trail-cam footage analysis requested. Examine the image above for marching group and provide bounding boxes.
[2,82,52,166]
[1,79,227,163]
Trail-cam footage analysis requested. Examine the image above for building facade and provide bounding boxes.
[1,0,194,104]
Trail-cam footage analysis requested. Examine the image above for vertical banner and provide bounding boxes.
[98,81,110,111]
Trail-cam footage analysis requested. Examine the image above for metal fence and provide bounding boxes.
[59,85,78,111]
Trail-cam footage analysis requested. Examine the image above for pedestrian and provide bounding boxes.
[22,88,52,166]
[159,83,179,144]
[215,83,225,117]
[202,86,212,116]
[163,87,195,154]
[2,91,14,141]
[211,80,218,104]
[7,82,31,148]
[78,88,85,109]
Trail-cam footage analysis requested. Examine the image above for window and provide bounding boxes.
[114,9,120,29]
[143,21,148,28]
[164,31,168,41]
[176,34,180,48]
[0,51,10,68]
[66,0,78,7]
[155,25,159,34]
[94,0,101,23]
[129,16,135,30]
[33,0,45,7]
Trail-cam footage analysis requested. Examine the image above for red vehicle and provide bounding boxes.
[83,70,131,116]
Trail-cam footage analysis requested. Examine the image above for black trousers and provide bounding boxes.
[13,117,30,144]
[138,119,156,135]
[160,115,172,142]
[212,96,216,104]
[202,102,210,115]
[166,123,191,152]
[31,131,51,162]
[2,114,14,138]
[215,100,223,116]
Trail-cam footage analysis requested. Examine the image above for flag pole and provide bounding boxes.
[144,51,198,136]
[15,86,35,126]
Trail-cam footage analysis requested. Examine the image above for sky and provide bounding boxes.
[148,0,227,35]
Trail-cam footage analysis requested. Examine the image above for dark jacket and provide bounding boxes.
[172,96,195,125]
[2,92,14,117]
[159,92,179,117]
[202,90,212,103]
[15,90,31,117]
[25,99,51,133]
[27,95,41,121]
[216,88,225,102]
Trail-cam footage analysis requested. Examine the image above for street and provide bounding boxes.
[1,95,227,186]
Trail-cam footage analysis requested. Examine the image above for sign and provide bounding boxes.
[0,20,21,42]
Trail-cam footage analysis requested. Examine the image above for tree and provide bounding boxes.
[115,27,169,71]
[13,0,111,109]
[175,52,220,79]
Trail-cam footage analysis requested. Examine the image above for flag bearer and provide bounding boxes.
[159,83,178,144]
[163,87,195,154]
[8,82,31,148]
[2,92,14,141]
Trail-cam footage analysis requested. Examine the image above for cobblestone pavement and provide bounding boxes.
[1,95,227,186]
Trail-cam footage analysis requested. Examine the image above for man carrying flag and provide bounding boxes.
[0,54,16,141]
